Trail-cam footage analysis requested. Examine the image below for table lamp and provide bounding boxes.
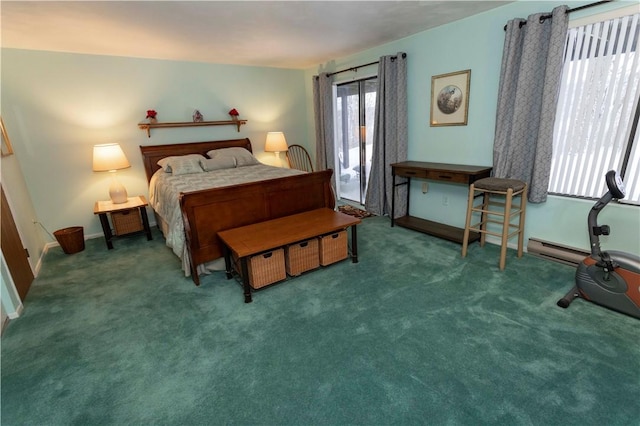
[265,132,288,164]
[93,143,131,204]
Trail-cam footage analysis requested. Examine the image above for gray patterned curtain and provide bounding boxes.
[312,73,336,191]
[365,53,408,217]
[493,6,568,203]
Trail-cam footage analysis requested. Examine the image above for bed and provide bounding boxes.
[139,138,335,285]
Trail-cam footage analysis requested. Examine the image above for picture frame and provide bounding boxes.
[430,69,471,126]
[1,116,14,156]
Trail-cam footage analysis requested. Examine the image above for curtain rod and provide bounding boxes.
[326,53,407,78]
[503,0,612,31]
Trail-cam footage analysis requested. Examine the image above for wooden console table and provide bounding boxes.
[391,161,492,244]
[218,208,361,303]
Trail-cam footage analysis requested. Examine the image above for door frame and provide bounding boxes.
[1,252,24,320]
[1,185,33,317]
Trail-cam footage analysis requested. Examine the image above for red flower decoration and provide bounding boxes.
[146,110,157,119]
[228,108,239,116]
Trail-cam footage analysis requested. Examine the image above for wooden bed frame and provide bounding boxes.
[139,138,335,285]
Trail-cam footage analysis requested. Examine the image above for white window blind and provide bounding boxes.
[549,12,640,204]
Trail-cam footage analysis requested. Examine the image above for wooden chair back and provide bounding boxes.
[287,144,314,172]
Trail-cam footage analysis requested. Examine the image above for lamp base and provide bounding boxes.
[274,151,283,168]
[109,174,128,204]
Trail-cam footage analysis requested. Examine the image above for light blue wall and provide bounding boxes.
[2,50,309,240]
[305,0,640,255]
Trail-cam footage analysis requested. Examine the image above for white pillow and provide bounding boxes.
[157,154,205,175]
[207,147,260,167]
[200,156,236,171]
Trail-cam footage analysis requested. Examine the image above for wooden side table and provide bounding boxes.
[93,196,152,249]
[390,161,493,244]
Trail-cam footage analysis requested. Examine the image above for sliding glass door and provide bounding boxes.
[335,78,376,205]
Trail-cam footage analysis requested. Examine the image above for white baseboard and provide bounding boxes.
[7,303,23,320]
[44,231,121,252]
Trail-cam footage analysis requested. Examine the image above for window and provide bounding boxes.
[549,11,639,204]
[335,77,377,205]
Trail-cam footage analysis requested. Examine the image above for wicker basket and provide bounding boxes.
[53,226,85,254]
[285,238,320,276]
[319,230,348,266]
[111,209,143,236]
[235,249,286,289]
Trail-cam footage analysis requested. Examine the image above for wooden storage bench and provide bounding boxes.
[218,208,361,303]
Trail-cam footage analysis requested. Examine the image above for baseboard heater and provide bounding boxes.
[527,238,589,267]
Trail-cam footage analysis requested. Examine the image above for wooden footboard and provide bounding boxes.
[179,169,335,284]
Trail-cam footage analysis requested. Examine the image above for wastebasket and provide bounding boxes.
[53,226,85,254]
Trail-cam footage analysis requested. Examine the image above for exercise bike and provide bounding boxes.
[557,170,640,319]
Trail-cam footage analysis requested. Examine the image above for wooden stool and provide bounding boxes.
[461,177,527,270]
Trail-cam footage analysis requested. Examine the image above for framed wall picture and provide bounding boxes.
[1,117,14,156]
[430,69,471,126]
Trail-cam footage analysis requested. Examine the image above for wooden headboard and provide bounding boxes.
[139,138,253,182]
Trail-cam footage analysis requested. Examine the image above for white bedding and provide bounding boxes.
[149,163,305,276]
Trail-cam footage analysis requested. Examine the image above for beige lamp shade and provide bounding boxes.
[264,132,288,153]
[92,143,131,172]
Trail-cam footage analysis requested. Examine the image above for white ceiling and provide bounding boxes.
[1,1,511,69]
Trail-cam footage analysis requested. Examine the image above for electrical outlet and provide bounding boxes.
[442,196,449,206]
[422,182,429,194]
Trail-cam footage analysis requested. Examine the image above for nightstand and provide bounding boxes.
[93,195,153,249]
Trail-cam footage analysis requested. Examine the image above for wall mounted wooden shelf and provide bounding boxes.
[138,119,247,137]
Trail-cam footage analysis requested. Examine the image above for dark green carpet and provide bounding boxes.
[2,217,638,425]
